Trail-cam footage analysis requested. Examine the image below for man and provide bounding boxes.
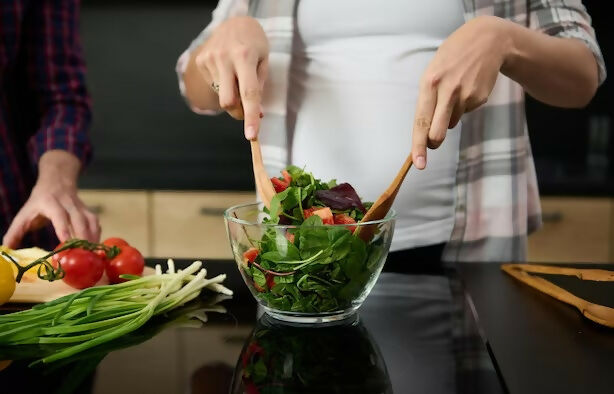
[0,0,99,250]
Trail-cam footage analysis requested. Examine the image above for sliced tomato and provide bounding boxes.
[281,170,292,184]
[285,232,295,244]
[243,248,259,264]
[271,177,289,193]
[304,207,334,225]
[266,273,275,289]
[334,213,357,232]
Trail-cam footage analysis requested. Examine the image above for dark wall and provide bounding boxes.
[526,0,612,195]
[79,4,253,190]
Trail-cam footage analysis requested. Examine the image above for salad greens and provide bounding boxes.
[234,316,392,393]
[241,166,386,313]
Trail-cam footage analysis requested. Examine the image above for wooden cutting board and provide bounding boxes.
[11,266,156,304]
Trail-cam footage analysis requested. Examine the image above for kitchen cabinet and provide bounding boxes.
[151,191,256,259]
[527,197,613,262]
[78,190,150,255]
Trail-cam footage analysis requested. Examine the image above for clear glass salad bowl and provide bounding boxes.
[224,202,395,324]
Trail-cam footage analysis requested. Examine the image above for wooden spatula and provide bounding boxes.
[250,139,276,209]
[501,264,614,328]
[356,153,412,242]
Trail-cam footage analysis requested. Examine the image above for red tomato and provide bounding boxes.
[51,241,68,266]
[270,177,289,193]
[281,170,292,184]
[285,232,295,244]
[243,247,259,264]
[103,237,130,248]
[334,213,357,232]
[303,207,334,225]
[53,249,105,289]
[106,246,145,284]
[266,273,275,289]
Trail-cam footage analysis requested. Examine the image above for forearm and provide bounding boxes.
[37,150,81,189]
[183,43,222,113]
[500,17,599,108]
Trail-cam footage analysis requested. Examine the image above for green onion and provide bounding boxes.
[0,260,232,364]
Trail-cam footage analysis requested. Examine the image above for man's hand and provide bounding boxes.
[2,150,100,248]
[411,16,508,170]
[185,16,269,140]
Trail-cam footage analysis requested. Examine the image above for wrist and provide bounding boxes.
[494,17,522,76]
[37,150,80,189]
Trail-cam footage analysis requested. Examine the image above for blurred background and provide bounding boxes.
[77,0,613,262]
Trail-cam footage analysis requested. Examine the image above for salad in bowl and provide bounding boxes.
[225,166,395,323]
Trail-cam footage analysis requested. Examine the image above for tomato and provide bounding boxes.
[53,249,105,289]
[270,177,289,193]
[266,273,275,289]
[303,207,334,225]
[0,258,15,305]
[281,170,292,184]
[51,241,68,267]
[334,213,357,232]
[103,237,130,249]
[285,232,295,244]
[106,246,145,284]
[243,248,259,264]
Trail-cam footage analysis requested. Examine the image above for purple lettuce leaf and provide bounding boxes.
[315,183,366,213]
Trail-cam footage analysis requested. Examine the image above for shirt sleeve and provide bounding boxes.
[528,0,606,85]
[25,0,93,168]
[175,0,249,114]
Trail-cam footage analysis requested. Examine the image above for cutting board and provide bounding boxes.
[11,266,156,304]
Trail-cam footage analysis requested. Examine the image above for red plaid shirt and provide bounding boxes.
[0,0,92,249]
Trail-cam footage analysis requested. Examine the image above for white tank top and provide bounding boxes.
[288,0,466,251]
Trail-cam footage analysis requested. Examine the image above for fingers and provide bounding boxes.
[84,209,101,242]
[42,199,71,243]
[235,57,262,140]
[428,84,458,149]
[3,210,29,249]
[449,101,466,129]
[216,57,244,120]
[411,76,438,170]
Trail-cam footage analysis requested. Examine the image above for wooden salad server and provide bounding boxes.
[501,264,614,328]
[250,139,276,209]
[356,153,413,242]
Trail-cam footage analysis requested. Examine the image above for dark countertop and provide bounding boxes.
[1,260,613,394]
[0,259,502,394]
[459,263,614,394]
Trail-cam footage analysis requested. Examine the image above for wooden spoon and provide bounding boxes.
[356,153,412,242]
[250,139,276,209]
[501,264,614,328]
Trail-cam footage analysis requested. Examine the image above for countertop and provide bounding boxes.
[1,260,613,394]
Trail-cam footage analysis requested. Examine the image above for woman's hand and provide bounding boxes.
[191,16,269,140]
[2,151,100,248]
[411,16,511,169]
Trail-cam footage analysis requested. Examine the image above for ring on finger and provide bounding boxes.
[210,81,220,94]
[415,117,431,129]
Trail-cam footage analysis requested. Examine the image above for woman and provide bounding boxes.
[176,1,605,269]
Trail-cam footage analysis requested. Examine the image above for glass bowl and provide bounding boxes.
[224,202,395,324]
[231,314,392,393]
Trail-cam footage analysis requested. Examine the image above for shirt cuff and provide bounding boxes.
[27,125,93,170]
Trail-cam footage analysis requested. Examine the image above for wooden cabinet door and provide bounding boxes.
[78,190,150,255]
[151,191,255,259]
[528,197,612,263]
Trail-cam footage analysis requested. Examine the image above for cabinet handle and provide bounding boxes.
[542,211,563,223]
[199,207,227,217]
[87,205,104,215]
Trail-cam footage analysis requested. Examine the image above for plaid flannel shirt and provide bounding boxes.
[177,0,606,262]
[0,0,92,248]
